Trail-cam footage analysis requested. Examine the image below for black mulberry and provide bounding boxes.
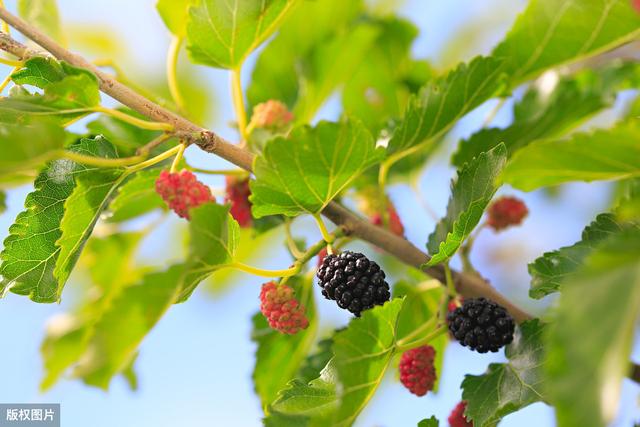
[447,297,515,353]
[316,251,390,316]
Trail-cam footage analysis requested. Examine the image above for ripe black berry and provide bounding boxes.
[316,251,390,316]
[447,297,515,353]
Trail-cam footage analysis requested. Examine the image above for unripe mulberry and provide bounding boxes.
[448,401,473,427]
[225,176,252,227]
[155,170,216,219]
[447,297,515,353]
[399,345,437,396]
[259,281,309,334]
[487,196,528,231]
[316,251,390,316]
[249,100,294,131]
[371,202,404,237]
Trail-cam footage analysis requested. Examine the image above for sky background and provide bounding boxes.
[0,0,638,426]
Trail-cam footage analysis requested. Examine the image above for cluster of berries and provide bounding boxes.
[259,281,308,334]
[155,170,215,219]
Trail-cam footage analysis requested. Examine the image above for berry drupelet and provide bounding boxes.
[155,170,216,219]
[259,281,309,334]
[447,297,515,353]
[225,176,252,227]
[316,251,390,316]
[399,345,437,396]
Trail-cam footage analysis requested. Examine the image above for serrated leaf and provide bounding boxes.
[40,232,143,390]
[417,416,439,427]
[387,56,507,156]
[529,213,639,298]
[462,320,546,427]
[11,57,67,88]
[0,137,125,303]
[157,0,191,36]
[297,336,333,384]
[494,0,640,83]
[186,0,297,69]
[73,264,185,389]
[18,0,65,44]
[250,119,383,218]
[178,203,240,302]
[252,275,317,407]
[502,121,640,191]
[426,144,507,266]
[266,362,339,427]
[545,230,640,427]
[106,168,165,222]
[331,298,404,426]
[452,62,640,166]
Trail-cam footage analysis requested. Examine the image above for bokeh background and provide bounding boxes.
[0,0,638,426]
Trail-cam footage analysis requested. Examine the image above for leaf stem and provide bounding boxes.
[135,133,173,155]
[395,325,448,352]
[170,143,186,173]
[228,262,300,278]
[231,68,248,142]
[285,219,306,259]
[167,35,186,112]
[444,263,456,297]
[188,166,249,177]
[126,144,182,173]
[94,106,174,131]
[0,56,21,67]
[313,214,335,243]
[60,150,146,167]
[0,64,18,93]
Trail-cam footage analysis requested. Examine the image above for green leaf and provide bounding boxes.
[0,118,66,179]
[452,62,640,166]
[18,0,64,44]
[331,298,404,426]
[462,320,546,427]
[0,137,125,303]
[106,168,166,222]
[545,230,640,427]
[266,362,339,427]
[494,0,640,84]
[11,57,67,89]
[529,213,639,299]
[250,119,383,218]
[40,232,143,390]
[297,336,333,384]
[0,191,6,214]
[387,56,507,156]
[73,265,185,388]
[178,203,240,302]
[417,416,439,427]
[252,275,317,407]
[426,144,507,266]
[157,0,191,36]
[342,17,431,136]
[502,121,640,191]
[186,0,297,69]
[53,142,126,291]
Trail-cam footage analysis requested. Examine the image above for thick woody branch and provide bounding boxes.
[2,4,639,384]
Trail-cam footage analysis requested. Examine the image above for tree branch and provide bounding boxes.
[0,7,528,321]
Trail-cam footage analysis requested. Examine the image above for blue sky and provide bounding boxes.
[0,0,639,426]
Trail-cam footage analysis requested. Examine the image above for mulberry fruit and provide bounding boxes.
[249,100,294,131]
[399,345,437,396]
[371,202,404,237]
[487,196,528,231]
[225,176,252,227]
[316,251,390,316]
[155,170,216,219]
[259,281,309,334]
[447,297,515,353]
[448,401,473,427]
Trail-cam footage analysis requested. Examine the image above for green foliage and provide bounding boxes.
[86,110,165,156]
[462,320,547,427]
[18,0,64,43]
[545,230,640,427]
[529,213,639,298]
[417,417,439,427]
[452,62,640,166]
[156,0,191,36]
[252,275,317,407]
[250,119,383,217]
[186,0,297,69]
[106,168,166,222]
[178,203,240,301]
[502,121,640,191]
[426,144,507,266]
[0,137,123,302]
[387,56,507,157]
